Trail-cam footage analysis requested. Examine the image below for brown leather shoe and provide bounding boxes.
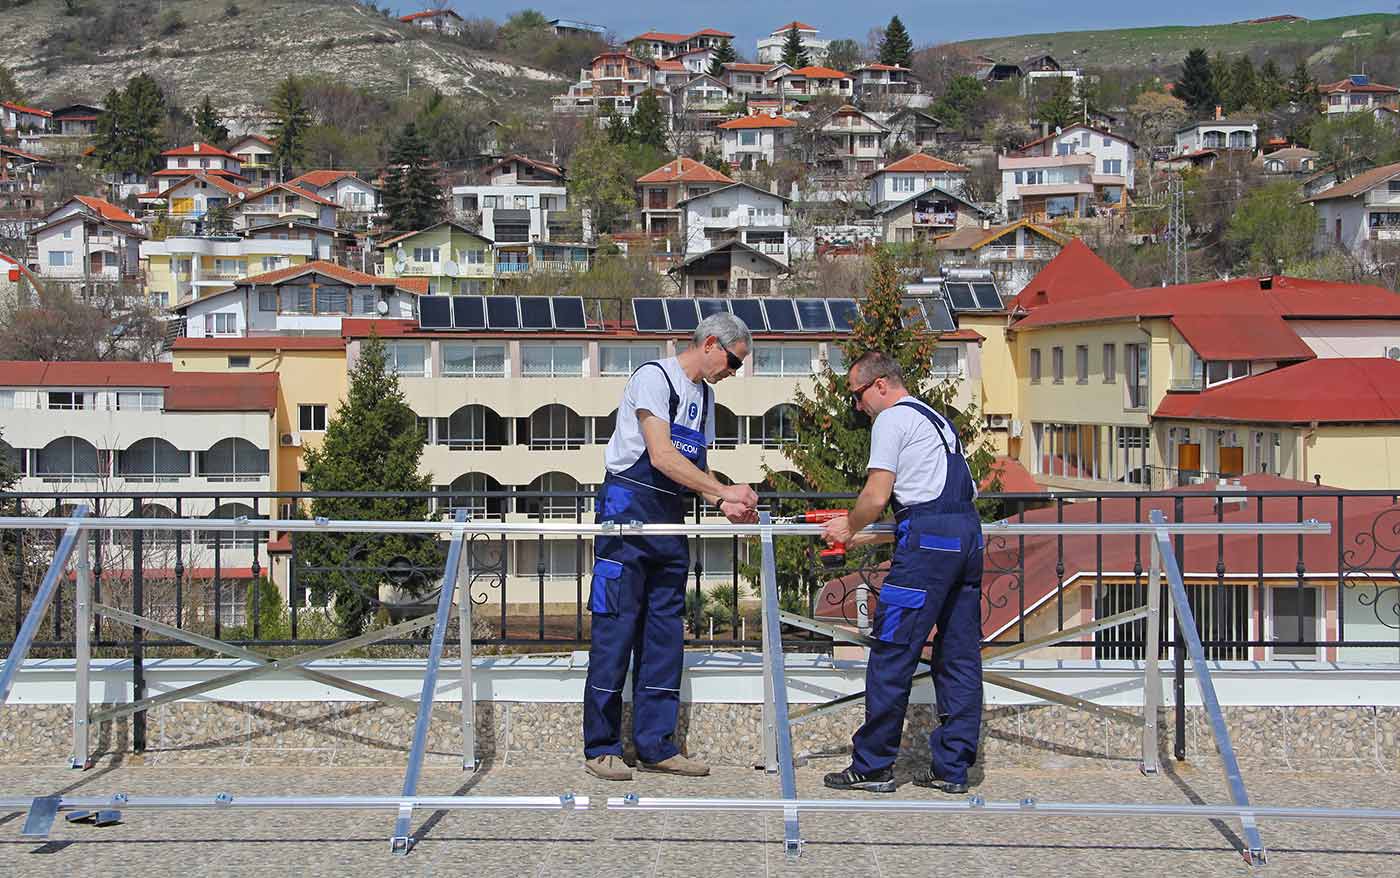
[583,754,633,781]
[638,753,710,776]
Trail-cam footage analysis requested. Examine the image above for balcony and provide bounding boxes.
[1364,189,1400,206]
[496,262,529,274]
[976,245,1062,262]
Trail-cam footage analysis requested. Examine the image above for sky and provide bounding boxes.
[389,1,1391,54]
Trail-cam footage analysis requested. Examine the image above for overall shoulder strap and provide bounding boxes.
[634,361,680,422]
[894,398,957,454]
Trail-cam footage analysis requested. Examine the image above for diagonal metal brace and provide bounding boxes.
[90,612,439,724]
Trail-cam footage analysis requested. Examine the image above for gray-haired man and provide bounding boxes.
[584,312,760,781]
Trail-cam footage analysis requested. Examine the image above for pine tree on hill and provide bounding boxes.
[708,39,738,78]
[628,90,668,151]
[1037,77,1077,130]
[877,15,913,69]
[1174,48,1219,118]
[382,120,443,231]
[194,95,229,147]
[92,74,169,176]
[269,76,312,182]
[781,24,810,68]
[297,334,439,638]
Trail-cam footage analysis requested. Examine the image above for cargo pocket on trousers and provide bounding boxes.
[601,484,634,519]
[588,558,624,614]
[874,583,927,644]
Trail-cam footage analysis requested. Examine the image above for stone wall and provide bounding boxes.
[3,701,1396,772]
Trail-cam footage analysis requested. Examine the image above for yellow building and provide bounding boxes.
[141,235,313,307]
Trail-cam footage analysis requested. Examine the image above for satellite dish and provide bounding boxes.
[443,259,459,276]
[375,299,389,316]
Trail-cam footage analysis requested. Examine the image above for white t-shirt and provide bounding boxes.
[604,357,716,475]
[867,395,974,506]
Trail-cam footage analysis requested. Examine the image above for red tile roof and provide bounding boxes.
[689,28,734,37]
[630,31,688,42]
[1016,122,1138,152]
[981,455,1039,493]
[74,195,139,224]
[235,259,401,288]
[0,144,53,164]
[787,66,850,79]
[724,63,772,73]
[867,153,970,177]
[157,173,250,198]
[400,9,462,21]
[0,361,277,411]
[482,154,564,180]
[288,169,364,189]
[245,182,338,207]
[636,156,734,185]
[655,59,687,71]
[161,142,239,160]
[1319,78,1400,94]
[172,337,346,351]
[854,63,909,72]
[1170,312,1315,361]
[1154,358,1400,424]
[717,115,797,129]
[1010,238,1130,311]
[1301,160,1400,202]
[1,100,50,117]
[771,21,816,33]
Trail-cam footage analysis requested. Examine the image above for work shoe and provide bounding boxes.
[583,754,633,781]
[638,753,710,776]
[912,766,969,794]
[822,766,896,793]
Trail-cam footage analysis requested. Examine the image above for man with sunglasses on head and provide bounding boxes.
[819,351,984,794]
[583,311,760,782]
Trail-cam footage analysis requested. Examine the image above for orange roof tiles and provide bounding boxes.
[158,173,250,198]
[288,169,363,189]
[1,100,50,117]
[1011,238,1129,311]
[725,63,772,73]
[717,115,796,129]
[0,361,277,412]
[1318,78,1399,94]
[74,196,139,224]
[236,259,392,288]
[400,9,461,21]
[868,153,970,176]
[1302,160,1400,202]
[771,21,816,33]
[1154,358,1400,424]
[636,156,734,185]
[787,66,850,79]
[245,182,338,207]
[161,142,239,160]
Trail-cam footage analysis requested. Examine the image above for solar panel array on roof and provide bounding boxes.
[924,299,956,332]
[665,298,700,332]
[416,295,591,331]
[729,299,766,332]
[944,282,977,311]
[971,283,1003,309]
[828,299,858,331]
[795,299,832,331]
[629,298,862,334]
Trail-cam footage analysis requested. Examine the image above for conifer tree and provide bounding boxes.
[1037,77,1077,130]
[297,334,438,637]
[708,39,738,77]
[781,24,810,68]
[194,95,229,147]
[1174,48,1218,117]
[1223,55,1257,113]
[628,90,668,151]
[1257,57,1285,110]
[92,74,169,175]
[382,121,443,231]
[877,15,913,69]
[269,76,312,182]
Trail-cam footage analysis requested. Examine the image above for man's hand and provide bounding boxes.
[822,515,853,546]
[719,483,759,509]
[720,499,758,523]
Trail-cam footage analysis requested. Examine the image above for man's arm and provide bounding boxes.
[821,469,896,546]
[639,410,756,507]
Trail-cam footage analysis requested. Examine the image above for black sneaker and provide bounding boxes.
[822,766,896,793]
[912,766,969,794]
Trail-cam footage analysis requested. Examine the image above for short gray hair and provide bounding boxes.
[694,311,752,349]
[851,351,906,387]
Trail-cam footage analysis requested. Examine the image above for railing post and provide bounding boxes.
[71,529,93,770]
[131,496,145,754]
[457,523,476,772]
[1140,537,1162,775]
[1173,495,1186,762]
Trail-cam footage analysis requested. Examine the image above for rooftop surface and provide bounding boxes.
[0,762,1394,875]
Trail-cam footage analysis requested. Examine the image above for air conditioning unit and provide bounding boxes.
[985,414,1011,430]
[1386,346,1400,361]
[279,432,302,447]
[1009,419,1024,438]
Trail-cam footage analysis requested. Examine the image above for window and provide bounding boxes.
[35,437,100,481]
[1029,348,1041,383]
[228,356,251,368]
[1390,180,1400,194]
[204,312,237,335]
[258,290,277,311]
[412,247,440,263]
[118,438,188,481]
[932,347,959,377]
[48,251,73,267]
[116,390,162,411]
[1368,211,1400,228]
[282,285,313,314]
[464,249,485,264]
[353,291,378,315]
[1102,159,1122,175]
[1075,345,1088,384]
[0,390,15,409]
[739,131,758,146]
[1080,131,1090,147]
[891,175,915,193]
[514,539,581,579]
[435,405,506,449]
[1271,586,1319,660]
[1051,346,1064,383]
[526,407,587,449]
[1102,343,1116,383]
[386,342,427,377]
[521,344,585,377]
[1205,360,1249,387]
[825,345,847,375]
[261,256,285,272]
[46,391,89,410]
[752,405,799,447]
[298,404,327,431]
[711,206,728,219]
[1126,343,1148,408]
[599,343,661,376]
[752,343,812,376]
[62,227,73,239]
[858,134,876,149]
[441,343,506,377]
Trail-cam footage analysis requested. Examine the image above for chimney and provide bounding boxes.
[1214,105,1222,121]
[193,143,201,152]
[1259,275,1273,290]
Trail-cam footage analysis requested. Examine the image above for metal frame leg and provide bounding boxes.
[71,530,93,770]
[0,506,88,706]
[458,531,476,772]
[1141,539,1163,776]
[757,513,801,860]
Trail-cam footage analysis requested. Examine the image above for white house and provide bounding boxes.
[818,104,887,174]
[452,182,570,243]
[31,196,144,286]
[756,21,829,65]
[1318,75,1400,116]
[852,64,921,100]
[998,153,1096,220]
[154,143,246,193]
[677,75,733,113]
[721,63,774,97]
[866,153,971,207]
[715,115,796,169]
[1174,118,1257,155]
[1302,160,1400,263]
[1011,123,1136,207]
[399,9,465,35]
[286,170,381,228]
[772,66,853,100]
[1,101,50,134]
[233,183,338,230]
[678,182,790,262]
[175,261,422,338]
[227,134,278,188]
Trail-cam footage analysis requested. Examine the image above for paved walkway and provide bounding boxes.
[0,759,1395,877]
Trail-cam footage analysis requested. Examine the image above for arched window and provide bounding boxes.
[525,405,587,450]
[198,439,269,481]
[1228,130,1251,149]
[438,472,506,520]
[518,472,585,519]
[437,405,506,449]
[119,438,189,481]
[198,502,263,548]
[0,440,26,475]
[35,437,100,482]
[117,502,180,546]
[752,404,799,448]
[1202,130,1225,149]
[594,409,617,445]
[713,404,742,448]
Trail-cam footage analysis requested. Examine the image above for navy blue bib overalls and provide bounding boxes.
[851,398,985,784]
[583,362,709,763]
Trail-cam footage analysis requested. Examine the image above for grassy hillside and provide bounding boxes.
[955,12,1400,71]
[0,0,563,116]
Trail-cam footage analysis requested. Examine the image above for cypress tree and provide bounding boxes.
[877,15,913,68]
[1174,48,1219,117]
[708,39,738,77]
[781,24,810,68]
[382,121,443,231]
[269,76,312,182]
[297,334,439,637]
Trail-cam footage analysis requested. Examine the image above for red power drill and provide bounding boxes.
[778,509,850,567]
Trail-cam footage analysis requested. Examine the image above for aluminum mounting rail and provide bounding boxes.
[0,505,88,706]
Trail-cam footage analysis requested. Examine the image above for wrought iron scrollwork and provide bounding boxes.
[1341,506,1400,631]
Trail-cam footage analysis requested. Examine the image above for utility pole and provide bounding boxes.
[1167,172,1187,286]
